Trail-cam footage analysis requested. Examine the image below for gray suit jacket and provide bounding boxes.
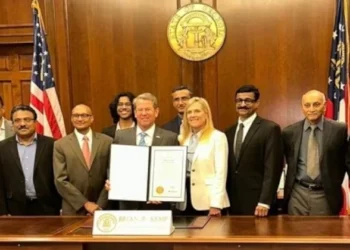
[113,126,179,210]
[54,132,113,215]
[3,119,14,139]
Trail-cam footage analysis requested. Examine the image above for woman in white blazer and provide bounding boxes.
[178,97,230,216]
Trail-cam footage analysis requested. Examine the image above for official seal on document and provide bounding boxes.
[167,3,226,61]
[156,186,164,194]
[97,213,117,233]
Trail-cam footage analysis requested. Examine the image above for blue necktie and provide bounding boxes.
[139,132,147,146]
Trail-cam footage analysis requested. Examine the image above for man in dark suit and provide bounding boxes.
[108,93,179,210]
[226,85,284,217]
[0,105,61,215]
[283,90,350,215]
[163,85,192,134]
[54,104,113,215]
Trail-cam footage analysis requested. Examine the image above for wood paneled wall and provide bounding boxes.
[0,0,336,133]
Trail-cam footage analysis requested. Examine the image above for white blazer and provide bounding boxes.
[178,129,230,211]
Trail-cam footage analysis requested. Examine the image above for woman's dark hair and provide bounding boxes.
[108,92,136,124]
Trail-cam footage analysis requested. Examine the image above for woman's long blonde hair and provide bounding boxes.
[179,97,214,145]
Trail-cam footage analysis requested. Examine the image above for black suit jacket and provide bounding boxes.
[102,125,117,139]
[225,116,284,215]
[282,118,349,215]
[163,116,181,134]
[0,135,61,215]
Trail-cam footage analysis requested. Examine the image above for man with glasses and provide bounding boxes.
[283,90,350,215]
[102,92,136,139]
[0,105,61,215]
[0,96,14,140]
[54,104,113,215]
[225,85,284,217]
[163,85,192,134]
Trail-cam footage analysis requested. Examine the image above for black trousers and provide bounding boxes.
[25,198,50,216]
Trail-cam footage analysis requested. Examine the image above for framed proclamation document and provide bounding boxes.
[148,146,187,202]
[108,144,187,202]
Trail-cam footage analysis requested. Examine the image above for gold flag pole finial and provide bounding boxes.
[31,0,39,9]
[31,0,46,33]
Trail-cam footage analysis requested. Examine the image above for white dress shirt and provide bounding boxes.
[74,128,93,150]
[136,124,155,146]
[234,113,270,210]
[0,118,5,141]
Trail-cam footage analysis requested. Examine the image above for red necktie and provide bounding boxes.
[82,136,91,168]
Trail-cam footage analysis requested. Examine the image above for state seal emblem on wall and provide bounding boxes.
[167,3,226,61]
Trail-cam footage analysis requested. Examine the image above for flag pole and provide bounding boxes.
[344,0,350,128]
[342,0,350,215]
[30,0,66,138]
[31,0,46,34]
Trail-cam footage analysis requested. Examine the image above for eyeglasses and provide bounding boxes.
[117,102,132,107]
[72,114,92,119]
[235,98,256,105]
[13,118,35,124]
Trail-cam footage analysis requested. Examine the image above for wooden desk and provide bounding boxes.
[0,216,349,250]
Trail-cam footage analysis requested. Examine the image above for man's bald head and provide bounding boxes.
[72,104,92,115]
[71,104,94,133]
[301,90,326,125]
[302,90,326,104]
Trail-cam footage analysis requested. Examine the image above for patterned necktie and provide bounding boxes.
[235,123,244,160]
[82,136,91,168]
[139,132,147,146]
[307,126,320,180]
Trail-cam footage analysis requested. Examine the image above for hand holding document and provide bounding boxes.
[108,145,187,202]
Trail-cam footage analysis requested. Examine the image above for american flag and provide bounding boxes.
[325,0,350,215]
[30,0,66,139]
